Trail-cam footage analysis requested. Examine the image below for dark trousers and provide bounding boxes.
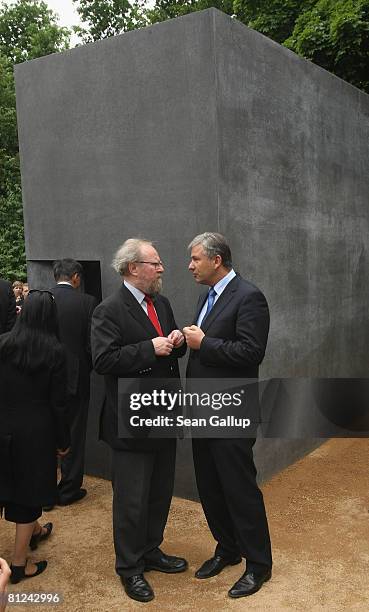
[58,393,89,502]
[192,438,272,572]
[112,440,176,578]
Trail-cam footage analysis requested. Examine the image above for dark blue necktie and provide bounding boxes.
[203,287,216,320]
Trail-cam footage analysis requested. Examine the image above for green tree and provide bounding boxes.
[0,0,70,281]
[0,0,70,63]
[233,1,315,43]
[146,0,234,25]
[285,0,369,92]
[72,0,148,41]
[0,52,24,280]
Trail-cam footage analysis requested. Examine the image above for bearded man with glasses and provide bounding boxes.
[91,238,187,603]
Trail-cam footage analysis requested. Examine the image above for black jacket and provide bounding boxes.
[187,274,269,379]
[91,284,186,451]
[186,274,269,433]
[52,283,97,397]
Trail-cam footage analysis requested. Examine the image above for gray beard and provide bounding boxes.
[147,277,162,296]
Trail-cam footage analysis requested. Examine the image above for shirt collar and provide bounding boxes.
[124,280,146,305]
[212,269,236,295]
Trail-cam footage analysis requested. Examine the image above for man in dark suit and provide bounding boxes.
[183,232,272,599]
[91,238,187,603]
[0,279,16,334]
[51,259,97,506]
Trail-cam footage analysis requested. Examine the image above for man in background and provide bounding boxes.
[51,259,97,506]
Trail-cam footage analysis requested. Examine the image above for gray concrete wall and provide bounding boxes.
[14,9,369,498]
[212,10,369,378]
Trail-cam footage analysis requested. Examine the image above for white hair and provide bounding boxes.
[112,238,153,276]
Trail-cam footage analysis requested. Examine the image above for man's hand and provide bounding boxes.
[168,329,185,348]
[152,336,174,356]
[57,447,70,458]
[183,325,205,350]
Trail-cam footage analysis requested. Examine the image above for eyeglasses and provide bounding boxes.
[136,261,164,269]
[28,289,55,300]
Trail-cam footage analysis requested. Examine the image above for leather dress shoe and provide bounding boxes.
[121,574,154,602]
[228,569,272,598]
[58,488,87,506]
[195,554,242,579]
[145,551,188,573]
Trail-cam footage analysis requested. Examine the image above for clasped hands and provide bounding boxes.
[152,330,185,356]
[152,326,204,356]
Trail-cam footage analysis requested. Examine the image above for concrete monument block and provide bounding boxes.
[14,9,369,497]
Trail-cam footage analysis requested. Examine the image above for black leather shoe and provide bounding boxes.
[195,555,242,579]
[121,574,154,602]
[145,551,188,573]
[228,569,272,598]
[58,488,87,506]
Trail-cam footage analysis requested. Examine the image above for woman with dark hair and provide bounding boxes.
[0,290,70,584]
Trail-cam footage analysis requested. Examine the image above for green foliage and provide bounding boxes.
[72,0,149,41]
[0,50,23,281]
[0,53,18,187]
[0,0,70,63]
[233,1,314,43]
[0,184,26,281]
[285,0,369,92]
[146,0,234,25]
[0,53,25,280]
[73,0,234,35]
[0,0,70,281]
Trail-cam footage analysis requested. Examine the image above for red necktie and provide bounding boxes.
[144,295,163,336]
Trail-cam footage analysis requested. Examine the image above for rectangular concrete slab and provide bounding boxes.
[15,9,369,495]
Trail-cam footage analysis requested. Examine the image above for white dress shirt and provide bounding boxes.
[196,269,236,327]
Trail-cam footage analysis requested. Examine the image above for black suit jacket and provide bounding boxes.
[187,274,269,379]
[91,284,186,451]
[0,279,16,334]
[52,284,97,397]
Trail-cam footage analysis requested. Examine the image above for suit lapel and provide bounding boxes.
[200,276,239,332]
[120,285,167,337]
[120,285,157,336]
